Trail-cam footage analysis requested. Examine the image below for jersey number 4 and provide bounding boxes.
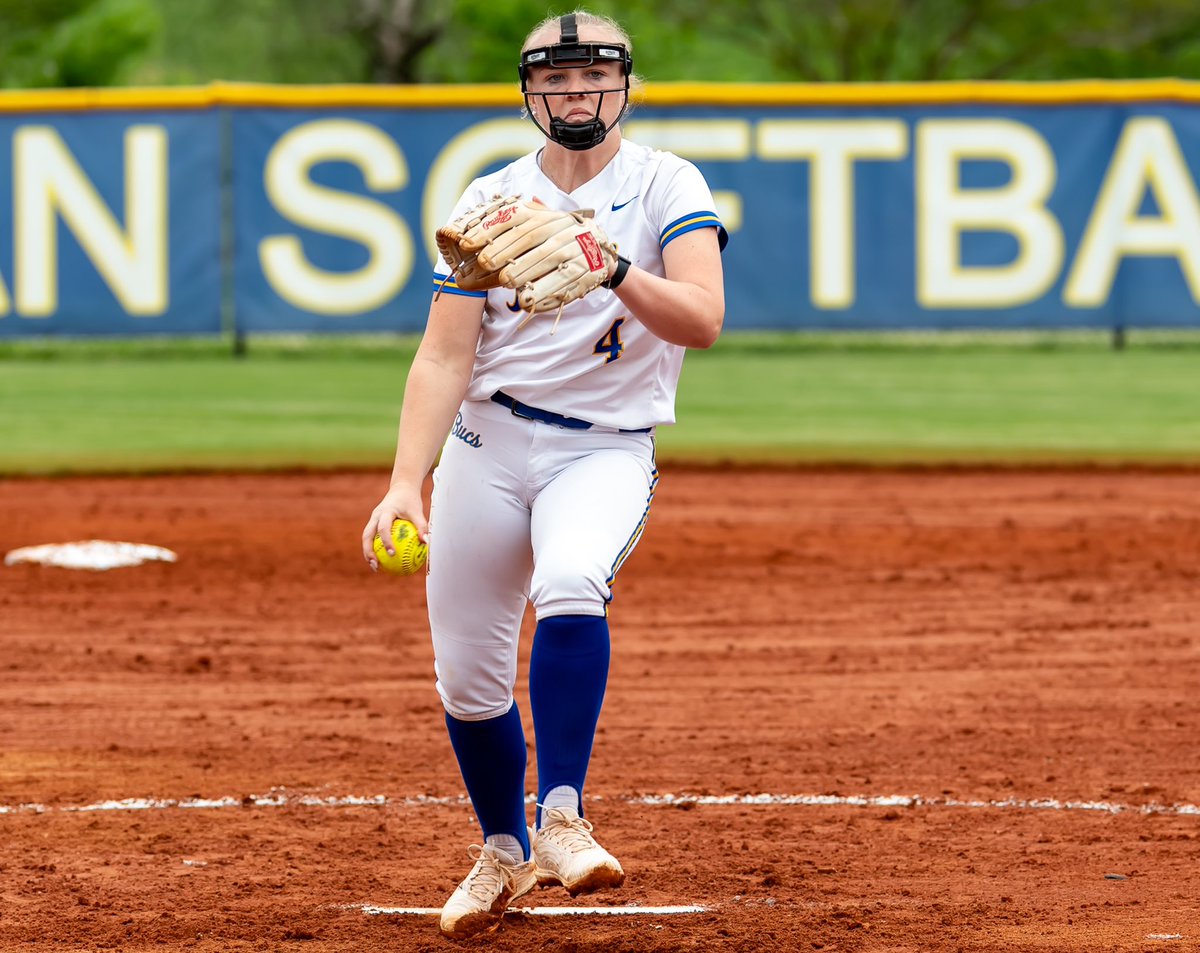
[594,318,625,364]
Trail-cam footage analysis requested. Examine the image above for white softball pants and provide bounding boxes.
[427,397,657,721]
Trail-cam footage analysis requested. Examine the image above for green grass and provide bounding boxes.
[3,330,1200,474]
[1,341,417,473]
[671,341,1200,463]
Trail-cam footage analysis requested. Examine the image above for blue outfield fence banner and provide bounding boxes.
[0,106,223,337]
[2,80,1200,337]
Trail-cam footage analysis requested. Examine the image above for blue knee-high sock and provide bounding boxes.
[444,703,530,860]
[529,614,610,828]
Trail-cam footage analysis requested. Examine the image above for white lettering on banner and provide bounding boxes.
[1065,116,1200,306]
[260,119,412,315]
[424,119,542,267]
[917,119,1063,308]
[757,120,907,308]
[624,120,751,159]
[249,113,1199,315]
[8,111,1199,323]
[425,120,751,266]
[12,125,167,317]
[624,120,751,231]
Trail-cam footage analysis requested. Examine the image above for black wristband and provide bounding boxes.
[602,255,631,290]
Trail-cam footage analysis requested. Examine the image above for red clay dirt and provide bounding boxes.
[0,466,1197,952]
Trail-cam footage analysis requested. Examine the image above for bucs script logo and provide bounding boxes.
[483,207,517,230]
[451,412,482,448]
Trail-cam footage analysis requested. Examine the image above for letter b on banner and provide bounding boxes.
[917,119,1064,309]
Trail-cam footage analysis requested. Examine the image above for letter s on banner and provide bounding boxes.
[259,119,413,315]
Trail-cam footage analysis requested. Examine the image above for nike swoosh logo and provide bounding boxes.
[611,196,639,212]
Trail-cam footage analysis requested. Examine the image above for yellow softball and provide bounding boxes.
[373,519,428,576]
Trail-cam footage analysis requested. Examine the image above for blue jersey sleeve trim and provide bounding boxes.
[659,212,729,252]
[433,272,488,298]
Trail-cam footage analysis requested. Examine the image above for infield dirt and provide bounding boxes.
[1,467,1197,951]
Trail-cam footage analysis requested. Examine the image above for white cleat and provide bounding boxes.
[439,844,536,939]
[532,806,625,896]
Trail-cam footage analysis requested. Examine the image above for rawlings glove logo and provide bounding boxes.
[483,207,518,229]
[575,232,606,272]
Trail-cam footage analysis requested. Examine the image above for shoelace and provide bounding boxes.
[461,844,517,900]
[539,807,600,854]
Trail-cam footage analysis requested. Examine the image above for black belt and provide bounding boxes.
[490,392,651,433]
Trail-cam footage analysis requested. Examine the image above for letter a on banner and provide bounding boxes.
[1065,116,1200,307]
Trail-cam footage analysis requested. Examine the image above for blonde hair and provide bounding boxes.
[521,10,634,54]
[519,8,644,110]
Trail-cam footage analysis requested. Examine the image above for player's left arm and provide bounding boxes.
[609,227,725,349]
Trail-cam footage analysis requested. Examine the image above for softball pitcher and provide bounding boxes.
[361,9,727,939]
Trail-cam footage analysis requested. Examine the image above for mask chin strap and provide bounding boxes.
[519,13,632,152]
[546,98,611,151]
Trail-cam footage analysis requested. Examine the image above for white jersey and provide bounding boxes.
[433,139,726,431]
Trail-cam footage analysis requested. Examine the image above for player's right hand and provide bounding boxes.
[361,483,428,571]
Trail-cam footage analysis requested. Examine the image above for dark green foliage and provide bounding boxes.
[0,0,160,88]
[135,0,364,84]
[11,0,1200,88]
[606,0,1200,82]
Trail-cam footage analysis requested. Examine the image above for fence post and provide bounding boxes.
[219,104,245,357]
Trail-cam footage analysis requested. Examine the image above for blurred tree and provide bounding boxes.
[118,0,1200,87]
[0,0,160,87]
[353,0,450,83]
[132,0,363,85]
[385,0,1200,84]
[407,0,525,83]
[643,0,1200,82]
[413,0,789,83]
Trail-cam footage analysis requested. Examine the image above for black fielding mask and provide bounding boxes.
[519,13,632,151]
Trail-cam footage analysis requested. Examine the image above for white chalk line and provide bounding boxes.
[352,904,707,917]
[1,789,1198,817]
